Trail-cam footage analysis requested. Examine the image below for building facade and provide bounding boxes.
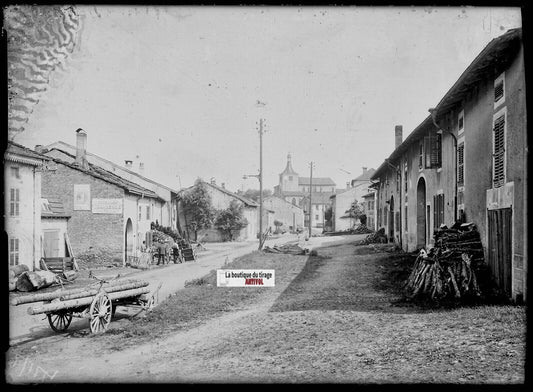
[263,195,305,233]
[371,28,526,302]
[40,131,165,266]
[274,154,336,229]
[4,142,47,270]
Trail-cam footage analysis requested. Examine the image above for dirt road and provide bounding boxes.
[6,236,525,383]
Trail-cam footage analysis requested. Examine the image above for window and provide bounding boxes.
[10,188,20,217]
[424,134,442,168]
[404,206,408,232]
[139,206,142,220]
[493,109,507,188]
[419,141,424,169]
[292,198,297,206]
[457,142,465,186]
[9,238,19,266]
[315,204,319,210]
[458,110,464,134]
[288,176,293,181]
[433,194,445,230]
[494,72,505,108]
[146,205,151,220]
[10,166,20,179]
[315,214,319,220]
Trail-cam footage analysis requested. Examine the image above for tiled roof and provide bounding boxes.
[41,197,70,218]
[298,177,336,186]
[45,152,163,200]
[178,181,259,208]
[5,141,49,165]
[351,168,376,182]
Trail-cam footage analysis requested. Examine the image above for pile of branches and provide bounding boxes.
[351,224,373,234]
[405,223,485,302]
[361,228,388,244]
[263,244,309,255]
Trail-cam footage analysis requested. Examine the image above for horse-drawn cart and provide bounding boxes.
[11,278,162,334]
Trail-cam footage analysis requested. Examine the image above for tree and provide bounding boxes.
[345,200,365,227]
[181,179,216,241]
[242,188,272,202]
[214,200,249,241]
[273,219,284,234]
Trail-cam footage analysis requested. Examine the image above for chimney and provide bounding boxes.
[395,125,403,149]
[221,182,225,189]
[34,145,46,154]
[362,167,368,174]
[125,160,133,168]
[210,177,216,185]
[75,128,89,169]
[139,162,144,175]
[346,182,350,189]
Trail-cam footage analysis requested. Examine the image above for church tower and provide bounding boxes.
[279,153,299,193]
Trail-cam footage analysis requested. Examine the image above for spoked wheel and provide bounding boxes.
[47,311,73,332]
[89,293,112,334]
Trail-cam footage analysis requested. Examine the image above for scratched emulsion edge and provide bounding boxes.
[4,5,84,141]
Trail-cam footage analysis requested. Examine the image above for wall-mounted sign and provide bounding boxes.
[92,198,123,214]
[73,184,91,210]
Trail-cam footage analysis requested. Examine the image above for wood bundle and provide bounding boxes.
[352,224,374,234]
[405,223,484,302]
[361,228,388,245]
[263,244,309,255]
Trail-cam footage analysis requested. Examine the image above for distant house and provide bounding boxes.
[274,153,336,229]
[39,129,165,265]
[330,167,376,232]
[371,28,526,302]
[263,195,305,233]
[177,179,259,242]
[42,134,179,231]
[4,142,48,270]
[361,192,376,230]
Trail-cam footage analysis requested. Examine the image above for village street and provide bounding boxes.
[8,234,335,346]
[6,236,525,384]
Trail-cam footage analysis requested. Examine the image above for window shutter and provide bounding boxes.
[493,114,505,188]
[430,134,442,167]
[433,195,437,230]
[494,80,504,102]
[439,194,445,228]
[457,143,465,185]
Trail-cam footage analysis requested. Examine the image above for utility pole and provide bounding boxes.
[308,161,314,238]
[243,118,266,250]
[258,118,264,250]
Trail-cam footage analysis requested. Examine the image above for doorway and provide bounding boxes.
[416,178,426,248]
[125,218,133,263]
[389,195,394,242]
[487,208,513,297]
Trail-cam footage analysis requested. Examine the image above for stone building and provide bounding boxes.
[371,28,527,302]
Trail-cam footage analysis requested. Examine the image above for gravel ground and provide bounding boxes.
[6,237,526,384]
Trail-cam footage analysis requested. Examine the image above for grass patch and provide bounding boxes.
[99,250,308,349]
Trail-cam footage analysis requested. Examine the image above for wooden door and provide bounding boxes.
[43,230,60,257]
[487,208,512,297]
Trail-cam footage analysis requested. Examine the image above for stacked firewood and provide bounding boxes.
[352,224,374,234]
[405,223,484,302]
[361,228,388,244]
[263,244,309,255]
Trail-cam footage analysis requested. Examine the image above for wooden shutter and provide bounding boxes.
[457,143,465,185]
[424,137,432,168]
[430,134,442,167]
[493,114,506,188]
[494,80,504,102]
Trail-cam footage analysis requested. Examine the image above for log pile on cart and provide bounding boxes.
[10,276,160,334]
[405,222,487,302]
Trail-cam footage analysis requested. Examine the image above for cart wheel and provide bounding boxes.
[47,311,72,332]
[89,293,112,333]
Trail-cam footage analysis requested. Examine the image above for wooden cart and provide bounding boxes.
[11,278,162,334]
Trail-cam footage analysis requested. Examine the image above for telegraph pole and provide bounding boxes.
[258,118,264,250]
[308,161,314,238]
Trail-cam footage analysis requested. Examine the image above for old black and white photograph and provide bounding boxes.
[4,4,527,384]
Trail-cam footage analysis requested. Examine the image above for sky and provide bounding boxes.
[12,5,522,193]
